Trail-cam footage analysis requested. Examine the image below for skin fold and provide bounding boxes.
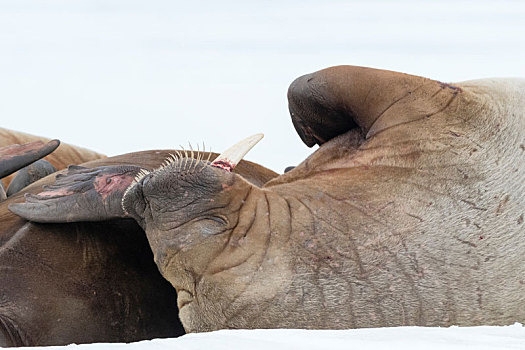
[8,66,525,333]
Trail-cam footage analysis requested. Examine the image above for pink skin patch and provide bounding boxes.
[211,159,235,172]
[93,173,134,200]
[37,188,75,198]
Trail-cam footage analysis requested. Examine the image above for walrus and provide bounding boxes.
[10,65,525,332]
[0,144,276,346]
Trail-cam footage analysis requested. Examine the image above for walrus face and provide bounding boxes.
[121,139,260,320]
[122,157,255,325]
[123,158,234,257]
[122,134,264,261]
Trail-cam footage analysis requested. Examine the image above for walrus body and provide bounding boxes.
[9,66,525,332]
[258,69,525,328]
[0,209,183,346]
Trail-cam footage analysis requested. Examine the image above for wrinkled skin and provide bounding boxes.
[10,66,525,332]
[2,149,276,346]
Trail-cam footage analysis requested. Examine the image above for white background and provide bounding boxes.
[1,0,525,172]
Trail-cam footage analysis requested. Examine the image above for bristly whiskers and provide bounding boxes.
[121,142,214,213]
[156,141,214,174]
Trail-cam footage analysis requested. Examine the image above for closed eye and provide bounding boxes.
[195,215,228,236]
[205,215,228,225]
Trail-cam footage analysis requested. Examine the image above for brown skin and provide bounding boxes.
[0,128,105,187]
[1,150,277,346]
[1,140,187,346]
[0,210,183,346]
[10,66,525,331]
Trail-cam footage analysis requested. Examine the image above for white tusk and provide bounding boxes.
[211,133,264,171]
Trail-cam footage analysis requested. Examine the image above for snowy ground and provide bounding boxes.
[16,325,525,350]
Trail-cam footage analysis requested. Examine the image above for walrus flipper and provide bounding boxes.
[0,140,60,179]
[288,66,461,146]
[6,159,57,197]
[9,165,143,223]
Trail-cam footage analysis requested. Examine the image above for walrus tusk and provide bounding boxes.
[211,134,264,171]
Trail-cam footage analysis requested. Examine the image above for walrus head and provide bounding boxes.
[121,134,263,248]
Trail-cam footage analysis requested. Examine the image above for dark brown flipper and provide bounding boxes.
[6,159,57,197]
[9,165,142,223]
[288,65,461,146]
[0,140,60,179]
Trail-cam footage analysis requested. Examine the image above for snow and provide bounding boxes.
[16,325,525,350]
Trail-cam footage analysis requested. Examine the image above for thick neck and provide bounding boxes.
[175,185,295,332]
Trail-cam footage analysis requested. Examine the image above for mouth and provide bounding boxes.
[177,289,194,310]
